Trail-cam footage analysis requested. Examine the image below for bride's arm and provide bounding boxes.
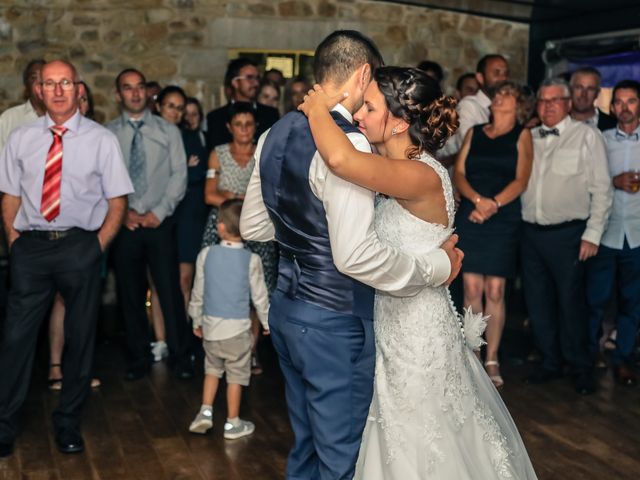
[301,90,438,201]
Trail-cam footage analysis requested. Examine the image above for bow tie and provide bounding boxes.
[539,127,560,138]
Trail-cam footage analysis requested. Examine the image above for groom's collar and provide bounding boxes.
[332,103,353,124]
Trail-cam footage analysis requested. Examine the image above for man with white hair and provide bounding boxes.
[521,78,613,395]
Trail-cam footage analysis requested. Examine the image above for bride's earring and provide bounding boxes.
[391,127,397,135]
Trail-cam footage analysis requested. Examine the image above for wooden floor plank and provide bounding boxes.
[1,337,638,479]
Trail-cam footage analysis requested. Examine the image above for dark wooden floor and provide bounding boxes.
[1,337,639,480]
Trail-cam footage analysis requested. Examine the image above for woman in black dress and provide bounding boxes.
[453,81,534,388]
[157,88,209,311]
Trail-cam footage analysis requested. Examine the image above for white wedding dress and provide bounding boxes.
[354,154,537,479]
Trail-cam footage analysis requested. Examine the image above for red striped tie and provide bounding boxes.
[41,125,67,222]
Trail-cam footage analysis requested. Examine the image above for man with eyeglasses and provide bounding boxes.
[570,66,617,132]
[205,58,279,150]
[106,69,193,382]
[0,60,132,457]
[586,80,640,387]
[521,77,613,395]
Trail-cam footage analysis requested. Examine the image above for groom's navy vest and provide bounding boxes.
[260,111,374,319]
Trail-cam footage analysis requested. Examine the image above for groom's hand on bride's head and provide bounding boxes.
[441,234,464,285]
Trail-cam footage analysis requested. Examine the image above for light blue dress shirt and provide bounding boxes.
[106,109,187,221]
[601,125,640,249]
[0,110,134,231]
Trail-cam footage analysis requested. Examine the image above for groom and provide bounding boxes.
[241,30,462,479]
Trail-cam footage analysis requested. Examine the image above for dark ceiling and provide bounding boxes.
[383,0,640,24]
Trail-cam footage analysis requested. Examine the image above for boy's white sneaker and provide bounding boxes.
[189,410,213,434]
[151,341,169,362]
[223,419,255,439]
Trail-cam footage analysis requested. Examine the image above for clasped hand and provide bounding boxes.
[468,197,498,224]
[125,210,161,230]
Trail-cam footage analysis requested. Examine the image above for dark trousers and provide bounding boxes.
[521,221,592,373]
[111,217,190,372]
[0,231,102,443]
[269,290,375,480]
[586,239,640,365]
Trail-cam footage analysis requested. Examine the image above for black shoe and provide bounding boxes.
[55,429,84,454]
[0,441,13,457]
[124,367,149,381]
[574,372,597,395]
[525,368,562,384]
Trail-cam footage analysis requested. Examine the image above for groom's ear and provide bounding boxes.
[359,63,372,89]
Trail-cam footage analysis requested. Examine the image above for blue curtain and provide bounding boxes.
[568,51,640,87]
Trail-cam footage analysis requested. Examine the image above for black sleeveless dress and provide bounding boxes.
[455,123,523,278]
[175,128,209,264]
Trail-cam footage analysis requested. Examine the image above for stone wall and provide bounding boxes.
[0,0,529,123]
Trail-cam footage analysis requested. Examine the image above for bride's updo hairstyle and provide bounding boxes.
[374,66,458,159]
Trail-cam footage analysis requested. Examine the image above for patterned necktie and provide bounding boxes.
[41,125,67,222]
[128,120,148,199]
[539,127,560,138]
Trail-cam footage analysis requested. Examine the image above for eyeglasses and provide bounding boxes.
[537,97,569,106]
[40,79,79,91]
[233,74,260,83]
[161,102,185,112]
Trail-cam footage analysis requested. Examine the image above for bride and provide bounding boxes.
[299,67,537,479]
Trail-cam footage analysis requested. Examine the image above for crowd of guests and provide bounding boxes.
[0,49,638,458]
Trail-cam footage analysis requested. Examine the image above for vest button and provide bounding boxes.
[301,327,307,334]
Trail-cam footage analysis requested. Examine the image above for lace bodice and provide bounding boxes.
[361,153,531,479]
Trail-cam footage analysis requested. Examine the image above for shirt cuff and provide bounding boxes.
[191,316,202,329]
[581,227,602,246]
[150,205,168,223]
[419,249,451,287]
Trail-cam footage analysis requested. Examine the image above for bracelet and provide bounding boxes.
[493,197,501,208]
[474,196,481,204]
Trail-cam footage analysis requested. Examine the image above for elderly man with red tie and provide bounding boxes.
[0,60,133,457]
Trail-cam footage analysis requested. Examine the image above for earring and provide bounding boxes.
[391,127,397,135]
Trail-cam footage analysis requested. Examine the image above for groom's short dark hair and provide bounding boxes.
[313,30,383,85]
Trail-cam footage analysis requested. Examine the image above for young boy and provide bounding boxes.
[188,199,270,439]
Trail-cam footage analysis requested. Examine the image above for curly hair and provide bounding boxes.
[374,66,458,158]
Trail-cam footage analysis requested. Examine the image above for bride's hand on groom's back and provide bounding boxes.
[298,84,347,117]
[441,234,464,285]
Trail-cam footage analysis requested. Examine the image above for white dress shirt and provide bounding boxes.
[600,126,640,249]
[521,116,613,245]
[0,100,39,153]
[440,89,491,158]
[240,104,451,295]
[188,241,270,341]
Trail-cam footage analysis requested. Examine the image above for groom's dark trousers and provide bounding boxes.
[259,111,375,479]
[269,288,374,480]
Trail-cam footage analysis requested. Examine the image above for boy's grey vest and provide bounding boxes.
[259,111,374,319]
[203,245,252,319]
